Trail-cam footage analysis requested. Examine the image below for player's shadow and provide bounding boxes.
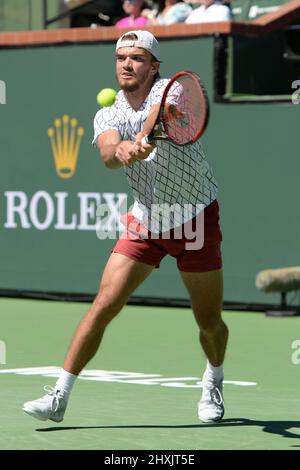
[36,418,300,440]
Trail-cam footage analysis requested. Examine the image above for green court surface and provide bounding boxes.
[0,297,300,450]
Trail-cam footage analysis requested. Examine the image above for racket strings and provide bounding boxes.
[163,76,206,145]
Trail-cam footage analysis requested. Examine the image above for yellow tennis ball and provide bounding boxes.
[97,88,117,107]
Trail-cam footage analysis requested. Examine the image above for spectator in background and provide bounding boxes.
[146,0,192,25]
[185,0,232,24]
[116,0,149,28]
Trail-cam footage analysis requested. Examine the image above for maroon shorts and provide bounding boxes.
[113,200,223,272]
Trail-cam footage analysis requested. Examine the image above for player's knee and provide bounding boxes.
[199,315,222,337]
[91,293,123,326]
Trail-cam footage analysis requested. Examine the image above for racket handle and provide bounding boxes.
[141,135,149,145]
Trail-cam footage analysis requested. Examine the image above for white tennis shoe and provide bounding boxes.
[198,374,224,423]
[23,386,68,423]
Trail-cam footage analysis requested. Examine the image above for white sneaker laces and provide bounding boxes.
[43,385,63,413]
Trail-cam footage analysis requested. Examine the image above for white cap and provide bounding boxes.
[116,30,160,61]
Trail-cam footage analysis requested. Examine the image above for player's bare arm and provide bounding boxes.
[97,129,123,169]
[134,103,160,154]
[139,103,160,137]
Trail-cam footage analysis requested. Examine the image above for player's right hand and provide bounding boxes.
[115,141,141,166]
[115,140,153,166]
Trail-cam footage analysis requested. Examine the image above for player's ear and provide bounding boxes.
[150,61,160,76]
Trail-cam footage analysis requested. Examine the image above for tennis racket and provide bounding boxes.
[142,71,209,146]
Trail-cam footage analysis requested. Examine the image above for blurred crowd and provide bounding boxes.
[63,0,232,28]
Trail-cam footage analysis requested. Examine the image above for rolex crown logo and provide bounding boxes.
[48,115,84,179]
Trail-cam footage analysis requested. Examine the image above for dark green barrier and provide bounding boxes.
[0,35,299,304]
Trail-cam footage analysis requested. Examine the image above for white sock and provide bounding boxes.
[55,369,77,395]
[204,360,224,382]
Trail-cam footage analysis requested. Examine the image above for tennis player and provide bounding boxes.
[23,30,228,424]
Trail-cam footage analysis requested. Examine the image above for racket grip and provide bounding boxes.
[141,135,149,145]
